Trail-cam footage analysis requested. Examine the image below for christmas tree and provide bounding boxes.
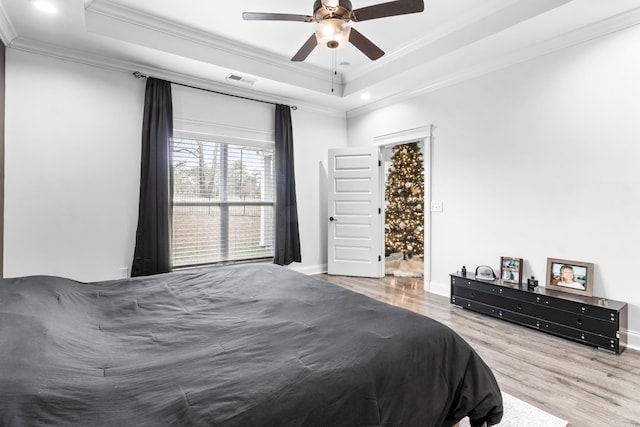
[385,142,424,259]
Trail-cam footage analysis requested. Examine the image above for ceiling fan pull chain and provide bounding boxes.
[331,49,337,93]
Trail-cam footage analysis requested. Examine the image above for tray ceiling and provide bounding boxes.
[1,0,639,113]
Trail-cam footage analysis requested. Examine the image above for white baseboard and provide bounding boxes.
[428,280,450,297]
[625,330,640,351]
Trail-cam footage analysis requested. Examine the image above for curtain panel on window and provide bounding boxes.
[131,78,173,277]
[274,105,301,265]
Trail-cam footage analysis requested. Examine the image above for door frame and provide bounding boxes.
[374,125,432,291]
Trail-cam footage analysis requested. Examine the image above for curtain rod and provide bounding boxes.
[133,71,297,110]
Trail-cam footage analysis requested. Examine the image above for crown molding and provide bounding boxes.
[7,37,346,119]
[347,6,640,119]
[0,1,17,46]
[343,0,519,84]
[86,0,335,85]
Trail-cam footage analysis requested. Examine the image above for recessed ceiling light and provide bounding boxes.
[360,93,371,100]
[32,1,57,14]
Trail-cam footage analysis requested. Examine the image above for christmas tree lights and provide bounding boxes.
[385,142,424,259]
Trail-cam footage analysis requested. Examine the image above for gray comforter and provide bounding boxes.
[0,264,502,426]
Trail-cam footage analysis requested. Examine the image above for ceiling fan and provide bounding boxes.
[242,0,425,62]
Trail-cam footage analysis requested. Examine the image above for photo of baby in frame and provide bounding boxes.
[546,258,594,297]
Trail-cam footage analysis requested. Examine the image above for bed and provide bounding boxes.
[0,263,502,426]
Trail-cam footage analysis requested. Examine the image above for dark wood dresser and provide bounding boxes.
[450,272,627,354]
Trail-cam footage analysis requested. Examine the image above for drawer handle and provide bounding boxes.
[517,304,522,310]
[577,319,583,325]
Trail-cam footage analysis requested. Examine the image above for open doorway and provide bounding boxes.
[326,126,431,283]
[373,125,432,288]
[381,142,425,278]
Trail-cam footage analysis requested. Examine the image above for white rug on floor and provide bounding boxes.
[458,392,568,427]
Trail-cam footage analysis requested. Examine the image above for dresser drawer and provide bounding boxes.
[452,296,621,353]
[537,316,621,353]
[452,285,619,337]
[528,294,619,323]
[452,277,540,305]
[451,276,620,322]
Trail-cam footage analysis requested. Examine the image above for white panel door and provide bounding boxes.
[327,147,383,278]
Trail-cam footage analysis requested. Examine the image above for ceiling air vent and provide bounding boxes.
[225,74,255,87]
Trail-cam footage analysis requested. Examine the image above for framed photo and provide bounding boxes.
[546,258,594,297]
[500,256,523,284]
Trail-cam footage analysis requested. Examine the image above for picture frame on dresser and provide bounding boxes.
[546,257,594,297]
[500,256,523,284]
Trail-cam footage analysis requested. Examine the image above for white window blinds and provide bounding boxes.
[171,137,274,267]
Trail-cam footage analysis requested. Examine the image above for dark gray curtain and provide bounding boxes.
[131,78,173,277]
[274,104,301,265]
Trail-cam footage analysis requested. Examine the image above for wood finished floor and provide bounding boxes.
[313,273,640,427]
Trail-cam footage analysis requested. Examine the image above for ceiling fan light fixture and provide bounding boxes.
[315,19,351,49]
[242,0,424,61]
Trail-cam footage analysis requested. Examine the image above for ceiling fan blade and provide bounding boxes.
[242,12,314,22]
[291,34,319,61]
[351,0,424,22]
[348,28,384,60]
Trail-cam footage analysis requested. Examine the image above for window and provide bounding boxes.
[171,137,274,267]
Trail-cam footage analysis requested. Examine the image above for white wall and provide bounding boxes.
[347,24,640,346]
[5,50,143,281]
[4,49,344,281]
[290,107,347,274]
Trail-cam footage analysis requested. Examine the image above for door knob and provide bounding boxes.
[329,216,337,222]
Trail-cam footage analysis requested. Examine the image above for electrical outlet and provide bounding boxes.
[430,201,443,212]
[119,267,129,278]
